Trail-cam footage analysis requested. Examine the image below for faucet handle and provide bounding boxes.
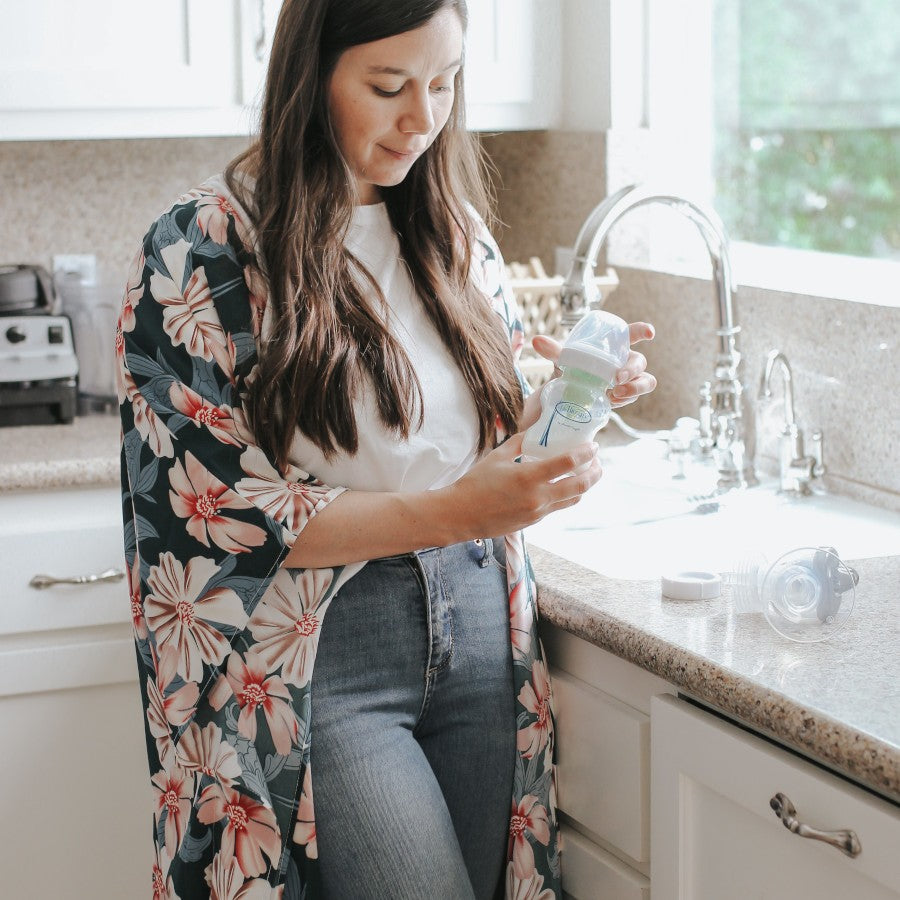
[810,428,826,477]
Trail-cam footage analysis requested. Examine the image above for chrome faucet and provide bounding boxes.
[561,183,756,488]
[759,349,825,495]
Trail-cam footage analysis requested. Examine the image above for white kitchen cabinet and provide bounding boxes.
[0,485,148,900]
[540,622,671,898]
[1,0,560,139]
[464,0,561,130]
[651,694,900,900]
[0,0,279,140]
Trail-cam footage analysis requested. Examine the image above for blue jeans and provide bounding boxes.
[306,539,516,899]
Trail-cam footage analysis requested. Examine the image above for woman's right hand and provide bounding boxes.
[439,432,602,540]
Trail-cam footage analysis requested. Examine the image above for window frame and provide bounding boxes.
[600,0,899,308]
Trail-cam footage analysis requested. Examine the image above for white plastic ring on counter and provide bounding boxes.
[660,570,722,601]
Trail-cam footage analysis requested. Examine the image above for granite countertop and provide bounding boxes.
[3,419,898,805]
[529,542,900,805]
[0,414,120,492]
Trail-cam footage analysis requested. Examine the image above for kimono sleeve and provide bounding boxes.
[117,190,346,642]
[469,216,533,399]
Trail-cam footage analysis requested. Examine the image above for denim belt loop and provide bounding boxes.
[473,537,493,567]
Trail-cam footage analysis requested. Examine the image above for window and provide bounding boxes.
[712,0,899,262]
[638,0,899,304]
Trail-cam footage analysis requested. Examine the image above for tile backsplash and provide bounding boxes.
[0,137,250,284]
[1,132,896,507]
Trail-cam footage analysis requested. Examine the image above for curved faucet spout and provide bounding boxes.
[760,349,796,427]
[562,183,756,488]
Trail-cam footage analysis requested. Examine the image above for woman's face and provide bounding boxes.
[327,7,464,204]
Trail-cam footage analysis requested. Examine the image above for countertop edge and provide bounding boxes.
[0,457,119,493]
[528,543,900,806]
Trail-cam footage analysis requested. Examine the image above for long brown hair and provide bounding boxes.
[226,0,523,468]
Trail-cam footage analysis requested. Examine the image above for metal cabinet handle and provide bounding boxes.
[769,792,861,858]
[29,568,125,590]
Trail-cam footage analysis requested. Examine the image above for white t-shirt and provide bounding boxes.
[284,202,481,492]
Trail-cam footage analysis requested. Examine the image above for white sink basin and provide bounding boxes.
[525,439,900,580]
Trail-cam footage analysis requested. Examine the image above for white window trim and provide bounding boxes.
[597,0,899,308]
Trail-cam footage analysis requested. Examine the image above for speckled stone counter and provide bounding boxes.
[0,414,120,492]
[528,542,900,805]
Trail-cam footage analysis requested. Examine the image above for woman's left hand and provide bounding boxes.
[531,320,657,408]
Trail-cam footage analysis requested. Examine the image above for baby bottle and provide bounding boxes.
[522,310,631,461]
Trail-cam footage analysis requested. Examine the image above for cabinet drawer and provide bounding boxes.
[0,486,127,636]
[651,695,900,900]
[560,825,649,900]
[541,623,672,715]
[552,668,650,863]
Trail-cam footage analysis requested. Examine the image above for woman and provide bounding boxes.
[118,1,656,897]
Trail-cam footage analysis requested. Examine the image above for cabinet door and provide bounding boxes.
[464,0,560,129]
[651,695,900,900]
[1,0,236,111]
[0,486,149,899]
[560,825,650,900]
[552,669,651,863]
[2,679,149,899]
[239,0,284,111]
[0,0,253,139]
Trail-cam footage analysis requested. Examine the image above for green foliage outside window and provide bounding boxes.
[712,0,900,260]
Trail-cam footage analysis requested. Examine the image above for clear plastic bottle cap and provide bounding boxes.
[558,309,630,384]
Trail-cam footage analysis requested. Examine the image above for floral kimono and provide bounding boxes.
[118,177,561,899]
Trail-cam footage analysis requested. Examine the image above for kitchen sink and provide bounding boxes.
[525,438,900,580]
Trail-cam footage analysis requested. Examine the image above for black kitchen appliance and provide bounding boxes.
[0,264,79,426]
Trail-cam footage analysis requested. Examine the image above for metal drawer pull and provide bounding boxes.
[29,568,125,590]
[769,792,861,858]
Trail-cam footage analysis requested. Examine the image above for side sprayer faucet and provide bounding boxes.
[560,183,756,488]
[759,349,825,495]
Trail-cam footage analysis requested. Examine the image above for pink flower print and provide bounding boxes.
[127,556,148,639]
[119,367,175,457]
[235,447,340,536]
[243,266,267,338]
[505,862,556,900]
[516,659,553,760]
[152,765,194,853]
[149,239,233,378]
[169,383,249,448]
[152,841,178,900]
[224,650,298,756]
[145,552,247,683]
[508,578,533,661]
[114,319,126,371]
[205,852,279,900]
[508,795,551,880]
[248,567,333,687]
[197,783,281,878]
[120,249,144,333]
[292,765,317,859]
[175,721,242,787]
[146,674,199,771]
[196,193,237,245]
[169,452,267,554]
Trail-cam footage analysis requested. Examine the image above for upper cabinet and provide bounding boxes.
[0,0,278,140]
[464,0,561,131]
[0,0,560,140]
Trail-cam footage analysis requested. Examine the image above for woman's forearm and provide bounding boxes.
[281,488,465,568]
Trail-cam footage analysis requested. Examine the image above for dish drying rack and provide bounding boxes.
[504,257,619,388]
